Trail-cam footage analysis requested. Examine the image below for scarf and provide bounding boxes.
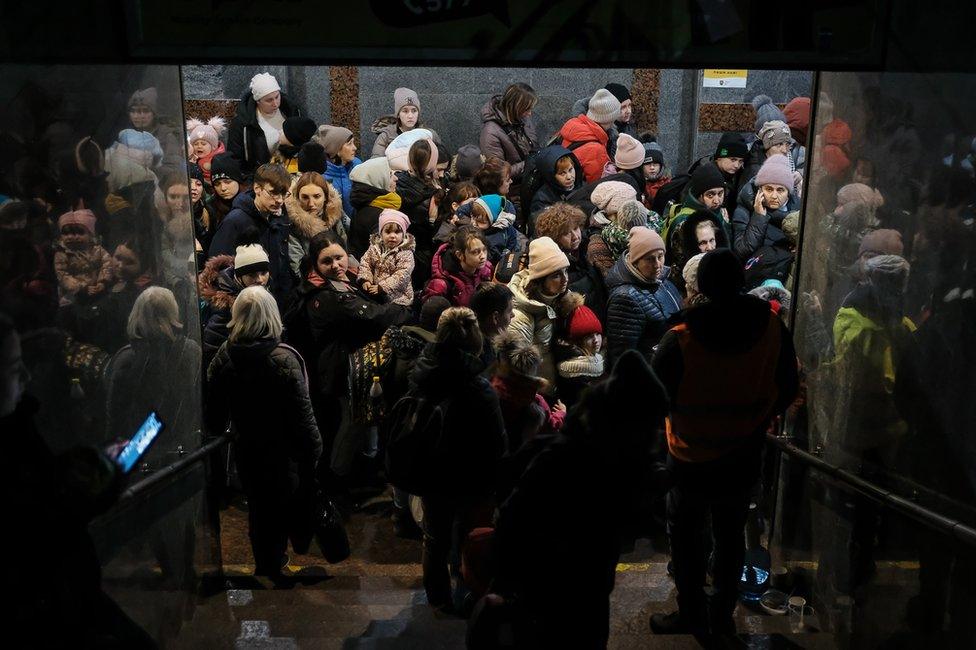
[370,192,402,210]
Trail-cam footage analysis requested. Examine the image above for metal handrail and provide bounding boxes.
[117,434,230,502]
[766,433,976,549]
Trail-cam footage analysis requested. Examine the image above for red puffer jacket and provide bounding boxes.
[559,115,610,184]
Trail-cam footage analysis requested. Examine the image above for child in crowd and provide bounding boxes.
[492,330,566,453]
[186,117,227,184]
[207,153,245,231]
[423,226,494,307]
[358,209,417,307]
[473,157,513,197]
[642,140,671,208]
[54,209,114,306]
[529,146,584,230]
[450,194,519,264]
[554,305,606,407]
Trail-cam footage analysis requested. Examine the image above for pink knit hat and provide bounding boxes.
[755,154,793,189]
[614,133,644,170]
[627,226,665,263]
[186,117,226,150]
[58,209,97,235]
[378,209,410,235]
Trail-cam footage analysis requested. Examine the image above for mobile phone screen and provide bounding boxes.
[116,412,164,473]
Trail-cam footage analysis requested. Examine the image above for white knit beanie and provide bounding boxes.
[249,73,281,101]
[234,244,270,276]
[586,89,621,127]
[527,237,570,281]
[591,180,637,216]
[683,252,707,294]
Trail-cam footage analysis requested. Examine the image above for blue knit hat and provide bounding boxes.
[474,194,505,224]
[751,95,786,134]
[116,128,163,167]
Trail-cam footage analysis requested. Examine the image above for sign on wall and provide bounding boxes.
[703,69,748,88]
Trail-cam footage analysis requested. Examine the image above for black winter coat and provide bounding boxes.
[731,182,798,287]
[407,344,506,497]
[605,255,682,365]
[348,181,386,259]
[208,191,293,303]
[206,338,322,501]
[226,90,302,176]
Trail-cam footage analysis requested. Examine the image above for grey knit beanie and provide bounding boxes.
[586,89,621,127]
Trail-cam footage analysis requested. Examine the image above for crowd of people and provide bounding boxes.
[4,68,972,647]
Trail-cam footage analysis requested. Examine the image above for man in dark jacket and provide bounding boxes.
[650,249,799,636]
[209,163,294,304]
[408,307,505,611]
[226,74,303,176]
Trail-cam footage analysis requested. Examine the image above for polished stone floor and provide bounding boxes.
[168,487,838,649]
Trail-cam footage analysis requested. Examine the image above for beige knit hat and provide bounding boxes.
[314,125,354,157]
[586,89,621,127]
[527,237,570,281]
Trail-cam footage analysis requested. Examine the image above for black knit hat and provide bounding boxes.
[697,249,744,299]
[188,162,204,183]
[714,132,748,160]
[420,296,451,332]
[604,82,632,104]
[283,116,317,147]
[210,153,243,183]
[689,162,726,198]
[297,142,327,173]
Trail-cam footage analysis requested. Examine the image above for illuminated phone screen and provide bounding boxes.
[116,412,164,473]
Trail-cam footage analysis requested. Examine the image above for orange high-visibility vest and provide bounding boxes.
[665,311,782,463]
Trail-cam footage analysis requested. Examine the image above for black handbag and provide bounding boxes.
[311,491,350,564]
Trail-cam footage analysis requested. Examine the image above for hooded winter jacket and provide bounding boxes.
[529,145,585,219]
[422,242,494,307]
[208,190,293,304]
[284,179,347,275]
[198,255,242,366]
[605,255,682,365]
[507,269,584,391]
[731,181,799,285]
[669,210,732,293]
[441,198,520,264]
[226,90,302,176]
[558,114,611,184]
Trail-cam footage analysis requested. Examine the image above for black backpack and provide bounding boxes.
[651,173,691,217]
[384,393,452,497]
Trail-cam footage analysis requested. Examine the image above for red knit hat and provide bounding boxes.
[568,306,603,339]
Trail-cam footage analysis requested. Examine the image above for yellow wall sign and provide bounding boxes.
[703,69,748,88]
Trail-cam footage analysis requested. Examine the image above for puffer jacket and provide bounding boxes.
[285,179,346,276]
[731,181,799,264]
[325,157,361,218]
[422,242,494,307]
[479,96,538,180]
[605,255,682,365]
[198,255,241,367]
[206,337,322,503]
[370,116,442,159]
[558,114,610,184]
[358,233,416,306]
[507,269,584,391]
[226,90,302,176]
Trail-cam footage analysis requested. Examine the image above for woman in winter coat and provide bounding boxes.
[285,172,347,277]
[535,202,608,320]
[206,286,322,578]
[347,156,400,258]
[670,208,731,294]
[286,231,410,482]
[606,227,682,365]
[479,83,539,200]
[126,87,184,177]
[507,237,585,395]
[422,226,494,307]
[528,144,585,228]
[370,87,442,158]
[732,154,801,288]
[227,73,303,177]
[315,125,362,219]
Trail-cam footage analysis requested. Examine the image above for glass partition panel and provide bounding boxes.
[1,64,215,646]
[777,70,976,647]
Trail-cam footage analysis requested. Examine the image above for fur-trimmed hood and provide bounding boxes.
[285,178,343,239]
[198,254,239,311]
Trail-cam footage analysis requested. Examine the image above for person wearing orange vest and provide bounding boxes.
[649,249,799,637]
